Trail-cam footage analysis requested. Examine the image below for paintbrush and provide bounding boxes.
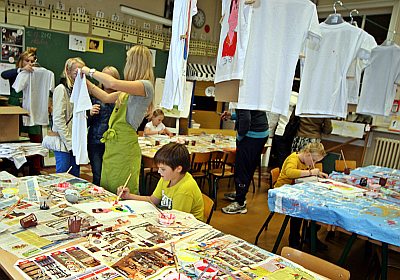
[341,149,348,170]
[0,196,24,222]
[170,242,180,279]
[147,197,167,218]
[114,173,132,205]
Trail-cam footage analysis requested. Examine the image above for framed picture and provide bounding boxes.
[1,25,25,63]
[86,37,103,53]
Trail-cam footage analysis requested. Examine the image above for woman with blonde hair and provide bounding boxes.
[87,66,120,186]
[52,57,85,177]
[81,45,154,194]
[275,142,328,249]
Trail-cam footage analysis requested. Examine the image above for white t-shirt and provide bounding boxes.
[145,121,166,132]
[70,71,92,165]
[357,44,400,116]
[296,22,375,118]
[214,0,252,83]
[161,0,197,111]
[237,0,321,116]
[346,32,377,104]
[13,67,55,126]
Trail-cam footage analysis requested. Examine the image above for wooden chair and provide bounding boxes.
[255,167,280,245]
[335,160,357,172]
[202,193,214,224]
[315,162,323,172]
[188,128,236,137]
[281,246,350,280]
[208,150,236,209]
[190,152,211,189]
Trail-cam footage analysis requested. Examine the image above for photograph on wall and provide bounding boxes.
[1,26,24,62]
[86,37,103,53]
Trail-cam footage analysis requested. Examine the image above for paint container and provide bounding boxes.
[20,213,38,228]
[194,260,218,279]
[39,196,51,210]
[68,216,82,233]
[343,168,351,175]
[379,177,387,186]
[191,140,196,146]
[158,213,176,226]
[359,177,368,187]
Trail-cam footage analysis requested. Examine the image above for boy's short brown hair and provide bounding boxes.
[154,143,190,173]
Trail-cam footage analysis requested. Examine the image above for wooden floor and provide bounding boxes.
[2,165,398,279]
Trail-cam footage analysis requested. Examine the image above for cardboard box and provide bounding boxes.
[0,106,29,142]
[214,80,239,102]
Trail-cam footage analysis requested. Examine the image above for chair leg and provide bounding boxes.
[258,162,261,189]
[251,177,256,193]
[337,232,357,266]
[255,212,275,245]
[213,178,219,210]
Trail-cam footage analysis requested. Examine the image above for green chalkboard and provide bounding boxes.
[25,28,168,83]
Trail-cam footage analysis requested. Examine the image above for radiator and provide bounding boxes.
[372,137,400,169]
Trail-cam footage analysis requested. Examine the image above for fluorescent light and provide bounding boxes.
[120,4,172,27]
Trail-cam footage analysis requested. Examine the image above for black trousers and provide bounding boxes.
[234,136,268,205]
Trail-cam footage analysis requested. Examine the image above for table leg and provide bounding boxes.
[272,215,290,254]
[255,212,275,245]
[381,242,388,280]
[310,220,317,254]
[338,232,357,266]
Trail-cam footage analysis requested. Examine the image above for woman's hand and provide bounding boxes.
[116,186,131,200]
[22,64,34,72]
[310,168,320,176]
[221,111,231,121]
[90,104,100,116]
[81,66,90,76]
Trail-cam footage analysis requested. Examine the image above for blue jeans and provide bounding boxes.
[88,143,105,186]
[54,151,80,177]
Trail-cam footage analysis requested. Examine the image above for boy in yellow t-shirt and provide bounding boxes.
[117,143,204,221]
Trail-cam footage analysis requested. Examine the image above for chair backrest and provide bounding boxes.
[315,162,323,172]
[188,128,236,137]
[270,167,280,188]
[190,152,211,172]
[202,193,214,224]
[142,156,158,169]
[335,160,357,172]
[281,247,350,280]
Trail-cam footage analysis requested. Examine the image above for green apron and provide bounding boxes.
[100,94,141,194]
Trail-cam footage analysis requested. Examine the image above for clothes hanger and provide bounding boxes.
[324,1,345,25]
[349,9,359,27]
[382,30,396,46]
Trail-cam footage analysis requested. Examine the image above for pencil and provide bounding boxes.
[66,166,72,174]
[114,173,132,205]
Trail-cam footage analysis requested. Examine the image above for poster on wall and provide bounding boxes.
[86,37,103,53]
[68,34,86,52]
[1,25,24,63]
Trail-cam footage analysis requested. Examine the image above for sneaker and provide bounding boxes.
[221,202,248,214]
[223,192,236,201]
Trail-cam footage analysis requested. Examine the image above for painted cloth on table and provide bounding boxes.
[153,172,204,221]
[100,93,141,195]
[275,152,308,188]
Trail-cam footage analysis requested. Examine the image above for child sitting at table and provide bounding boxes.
[144,109,173,137]
[275,142,328,249]
[117,142,204,221]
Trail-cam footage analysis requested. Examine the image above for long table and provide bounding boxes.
[267,166,400,279]
[0,172,327,280]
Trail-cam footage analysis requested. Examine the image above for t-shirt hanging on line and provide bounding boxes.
[70,70,92,165]
[237,0,321,116]
[357,44,400,116]
[161,0,197,112]
[346,32,377,104]
[13,67,55,126]
[296,22,375,118]
[214,0,253,83]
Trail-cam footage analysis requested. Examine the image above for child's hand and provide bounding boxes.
[90,104,100,116]
[116,186,131,199]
